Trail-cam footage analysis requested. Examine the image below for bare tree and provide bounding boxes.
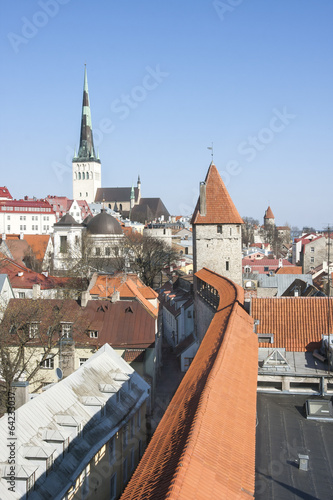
[117,233,178,288]
[242,217,259,247]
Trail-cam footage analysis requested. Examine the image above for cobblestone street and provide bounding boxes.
[151,340,185,433]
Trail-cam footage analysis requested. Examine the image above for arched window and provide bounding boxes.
[82,172,85,180]
[78,172,81,180]
[119,204,122,211]
[108,204,111,209]
[86,172,89,179]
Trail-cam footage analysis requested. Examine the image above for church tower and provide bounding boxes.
[191,162,243,286]
[72,66,101,203]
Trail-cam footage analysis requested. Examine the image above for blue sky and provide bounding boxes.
[0,0,332,229]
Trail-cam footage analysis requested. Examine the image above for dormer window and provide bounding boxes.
[61,323,72,338]
[29,322,39,338]
[89,330,98,339]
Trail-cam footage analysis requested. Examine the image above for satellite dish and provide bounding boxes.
[56,367,63,381]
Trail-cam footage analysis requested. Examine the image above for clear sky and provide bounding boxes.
[0,0,332,229]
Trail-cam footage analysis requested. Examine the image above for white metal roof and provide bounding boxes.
[0,343,150,499]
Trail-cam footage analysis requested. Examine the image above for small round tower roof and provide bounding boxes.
[82,214,93,226]
[54,213,81,226]
[86,209,123,235]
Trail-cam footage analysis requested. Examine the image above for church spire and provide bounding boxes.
[75,65,99,162]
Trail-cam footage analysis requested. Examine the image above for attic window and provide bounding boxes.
[258,333,274,344]
[306,400,333,421]
[89,330,98,338]
[125,306,133,314]
[217,225,222,234]
[61,323,73,338]
[29,322,39,338]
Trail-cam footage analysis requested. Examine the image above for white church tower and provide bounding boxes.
[72,66,101,203]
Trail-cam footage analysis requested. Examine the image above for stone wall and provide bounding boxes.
[193,223,242,286]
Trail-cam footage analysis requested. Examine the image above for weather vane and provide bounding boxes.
[207,142,214,162]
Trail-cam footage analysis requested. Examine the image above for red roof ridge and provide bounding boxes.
[121,269,257,499]
[191,163,243,225]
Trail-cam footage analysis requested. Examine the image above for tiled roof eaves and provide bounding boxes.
[121,270,256,499]
[252,297,333,351]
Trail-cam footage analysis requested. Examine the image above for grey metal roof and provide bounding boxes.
[256,393,333,499]
[86,209,123,235]
[258,274,313,296]
[0,344,150,500]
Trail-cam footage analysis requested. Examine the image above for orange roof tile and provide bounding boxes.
[121,269,257,500]
[23,235,51,262]
[252,297,333,351]
[191,163,243,225]
[89,273,158,317]
[275,266,303,275]
[264,206,275,219]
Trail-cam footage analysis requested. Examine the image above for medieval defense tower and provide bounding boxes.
[191,162,243,286]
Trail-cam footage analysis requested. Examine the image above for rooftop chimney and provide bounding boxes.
[81,291,90,308]
[32,284,41,300]
[199,182,206,216]
[11,381,29,409]
[111,290,120,303]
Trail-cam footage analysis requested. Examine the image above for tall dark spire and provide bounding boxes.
[74,65,99,162]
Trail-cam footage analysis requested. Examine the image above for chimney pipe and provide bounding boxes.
[11,381,29,409]
[199,182,206,216]
[81,291,90,308]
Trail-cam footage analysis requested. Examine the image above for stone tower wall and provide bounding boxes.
[193,223,242,286]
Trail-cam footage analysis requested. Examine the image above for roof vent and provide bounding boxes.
[298,454,309,471]
[17,272,24,277]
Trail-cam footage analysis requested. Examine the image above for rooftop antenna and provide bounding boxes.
[207,142,214,163]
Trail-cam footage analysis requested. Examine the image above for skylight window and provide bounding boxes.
[306,399,333,421]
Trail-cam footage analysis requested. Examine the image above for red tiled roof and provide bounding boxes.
[89,273,158,317]
[0,187,12,199]
[83,300,156,348]
[191,163,243,225]
[122,349,145,363]
[0,199,54,212]
[275,266,303,275]
[121,268,257,500]
[252,297,333,351]
[22,235,51,262]
[0,257,72,290]
[2,298,156,349]
[264,206,274,219]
